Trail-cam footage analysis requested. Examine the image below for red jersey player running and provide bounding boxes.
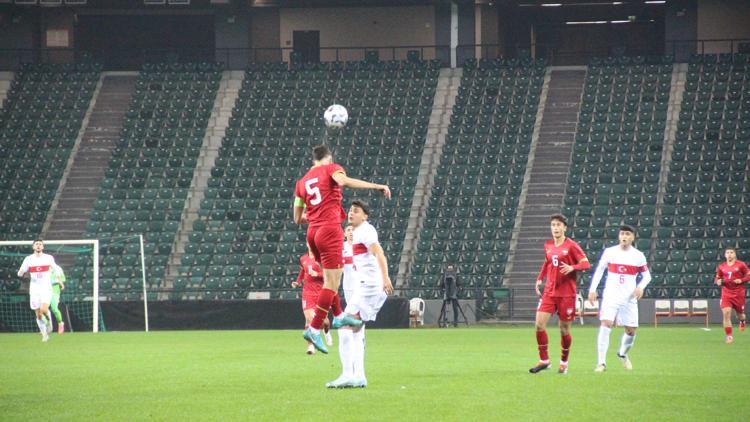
[715,247,750,344]
[293,145,390,353]
[529,214,590,374]
[293,244,337,354]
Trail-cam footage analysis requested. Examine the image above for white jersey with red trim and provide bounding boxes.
[342,241,358,291]
[19,253,57,289]
[588,245,651,302]
[351,221,382,286]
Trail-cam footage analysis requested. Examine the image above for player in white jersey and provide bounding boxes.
[342,225,357,302]
[336,225,358,381]
[327,200,393,389]
[17,239,59,342]
[587,225,651,372]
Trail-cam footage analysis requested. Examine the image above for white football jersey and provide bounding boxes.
[589,245,651,302]
[342,241,358,291]
[19,253,57,289]
[351,221,383,286]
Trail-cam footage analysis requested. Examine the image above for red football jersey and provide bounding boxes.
[716,260,750,294]
[296,254,323,286]
[537,237,588,298]
[294,163,346,227]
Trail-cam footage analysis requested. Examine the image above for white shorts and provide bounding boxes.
[345,284,387,322]
[29,285,52,310]
[343,288,357,304]
[599,297,639,327]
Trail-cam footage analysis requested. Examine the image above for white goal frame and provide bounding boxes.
[0,236,150,332]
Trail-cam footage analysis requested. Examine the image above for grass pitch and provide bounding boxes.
[1,326,748,421]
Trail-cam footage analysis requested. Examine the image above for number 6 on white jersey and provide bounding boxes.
[305,178,322,205]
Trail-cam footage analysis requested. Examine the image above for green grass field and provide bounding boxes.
[1,326,748,421]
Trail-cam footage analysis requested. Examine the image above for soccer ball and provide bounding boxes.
[323,104,348,129]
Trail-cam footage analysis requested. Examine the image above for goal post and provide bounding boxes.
[0,236,150,333]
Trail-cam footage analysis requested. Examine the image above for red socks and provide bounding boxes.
[561,333,572,362]
[725,326,732,336]
[330,293,343,317]
[310,288,336,330]
[536,330,549,361]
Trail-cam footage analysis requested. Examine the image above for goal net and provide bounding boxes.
[0,237,148,333]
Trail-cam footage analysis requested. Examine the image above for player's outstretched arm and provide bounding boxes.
[535,260,548,297]
[54,264,66,290]
[739,263,750,284]
[634,268,652,299]
[587,252,608,302]
[560,258,590,275]
[332,172,391,199]
[370,242,393,295]
[292,196,307,225]
[292,267,304,288]
[17,258,28,278]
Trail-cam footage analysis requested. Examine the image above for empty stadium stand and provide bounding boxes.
[406,57,546,301]
[652,53,750,298]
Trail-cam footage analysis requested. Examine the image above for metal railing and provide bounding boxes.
[0,38,747,71]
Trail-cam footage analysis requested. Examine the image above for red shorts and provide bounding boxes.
[720,294,746,314]
[537,295,577,322]
[301,282,323,311]
[306,224,344,269]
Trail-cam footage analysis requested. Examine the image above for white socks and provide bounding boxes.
[36,318,47,334]
[619,333,636,356]
[338,329,354,379]
[352,325,366,380]
[597,325,611,366]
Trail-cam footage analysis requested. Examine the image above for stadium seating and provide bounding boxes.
[563,56,672,291]
[653,53,750,298]
[175,58,438,299]
[78,61,221,300]
[406,57,546,299]
[0,62,100,291]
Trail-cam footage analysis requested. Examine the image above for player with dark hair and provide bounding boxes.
[292,244,336,354]
[293,145,391,353]
[326,200,392,388]
[715,247,750,344]
[588,225,651,372]
[529,214,590,375]
[17,239,59,342]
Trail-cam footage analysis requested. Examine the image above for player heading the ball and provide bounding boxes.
[293,145,391,354]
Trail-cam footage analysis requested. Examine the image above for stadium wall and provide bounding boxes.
[215,9,250,69]
[250,7,281,62]
[279,6,436,62]
[97,299,410,331]
[456,0,476,65]
[665,0,698,61]
[0,9,36,69]
[697,0,750,53]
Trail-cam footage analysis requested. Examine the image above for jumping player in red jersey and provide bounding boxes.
[529,214,590,374]
[715,247,750,344]
[293,145,390,353]
[293,245,339,354]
